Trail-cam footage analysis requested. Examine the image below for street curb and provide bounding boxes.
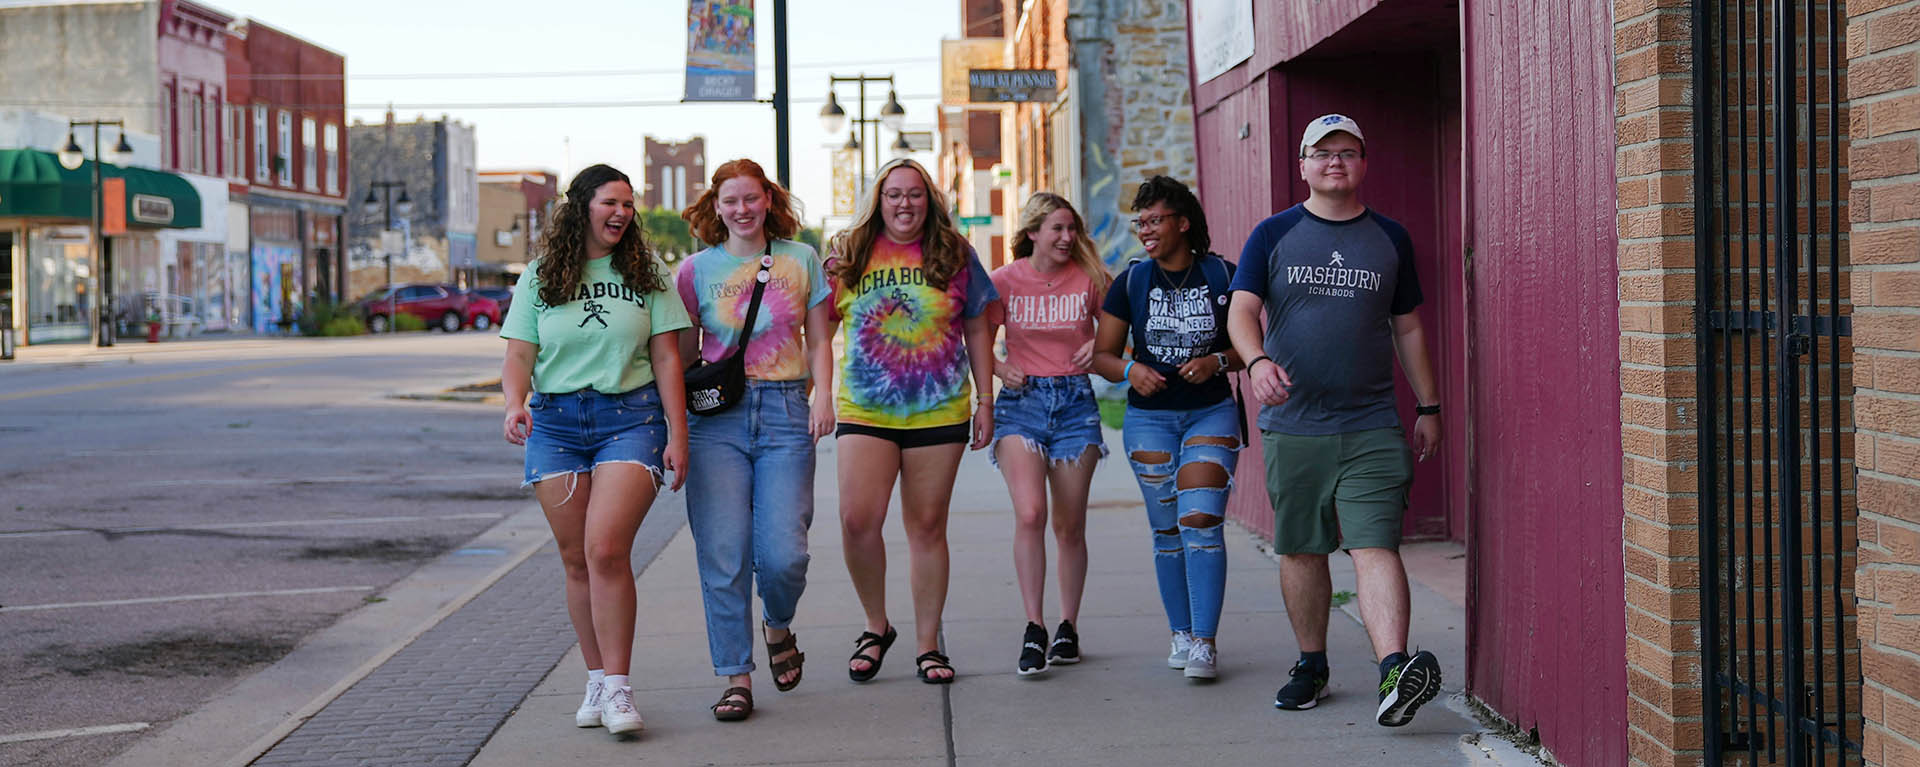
[102,504,552,767]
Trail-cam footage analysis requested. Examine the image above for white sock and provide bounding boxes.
[587,669,605,686]
[604,674,629,692]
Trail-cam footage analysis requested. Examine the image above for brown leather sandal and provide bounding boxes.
[765,625,806,692]
[710,686,753,721]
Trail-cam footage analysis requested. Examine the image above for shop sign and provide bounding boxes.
[133,194,174,225]
[968,69,1058,103]
[43,226,90,243]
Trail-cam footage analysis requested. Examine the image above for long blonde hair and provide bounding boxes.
[1011,192,1112,294]
[828,158,969,290]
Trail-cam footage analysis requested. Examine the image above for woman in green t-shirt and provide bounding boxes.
[499,164,691,736]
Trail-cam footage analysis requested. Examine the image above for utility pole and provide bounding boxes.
[773,0,790,189]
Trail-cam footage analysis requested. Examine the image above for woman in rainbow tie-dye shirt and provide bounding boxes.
[819,158,997,685]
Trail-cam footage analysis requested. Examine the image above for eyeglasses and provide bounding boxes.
[882,189,927,204]
[1130,213,1178,230]
[1304,150,1364,163]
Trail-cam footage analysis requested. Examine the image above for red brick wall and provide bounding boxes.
[1616,0,1707,764]
[1848,2,1920,764]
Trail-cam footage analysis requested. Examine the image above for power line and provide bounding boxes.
[1,93,941,112]
[229,55,938,81]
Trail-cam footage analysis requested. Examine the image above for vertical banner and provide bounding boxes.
[684,0,756,101]
[831,147,858,216]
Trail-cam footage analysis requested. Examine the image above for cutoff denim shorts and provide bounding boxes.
[521,386,668,488]
[990,374,1107,468]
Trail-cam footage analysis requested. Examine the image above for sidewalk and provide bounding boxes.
[462,431,1533,766]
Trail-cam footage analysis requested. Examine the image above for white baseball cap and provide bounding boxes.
[1300,114,1365,156]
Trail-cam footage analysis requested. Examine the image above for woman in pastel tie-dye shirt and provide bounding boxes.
[674,159,834,721]
[818,158,997,685]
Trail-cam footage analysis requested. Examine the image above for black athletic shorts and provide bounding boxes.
[834,422,970,448]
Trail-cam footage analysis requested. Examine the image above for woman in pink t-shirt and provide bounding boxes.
[985,192,1113,676]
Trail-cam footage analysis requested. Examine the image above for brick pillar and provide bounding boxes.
[1849,3,1920,765]
[1616,1,1706,765]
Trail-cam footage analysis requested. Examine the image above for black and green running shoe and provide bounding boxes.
[1375,650,1442,726]
[1273,661,1330,710]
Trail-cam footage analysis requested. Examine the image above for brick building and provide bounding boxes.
[225,17,348,331]
[642,136,705,211]
[476,170,558,289]
[345,113,478,298]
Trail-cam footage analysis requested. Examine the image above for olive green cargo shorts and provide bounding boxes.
[1262,427,1414,555]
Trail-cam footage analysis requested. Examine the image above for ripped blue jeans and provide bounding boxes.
[1121,398,1241,639]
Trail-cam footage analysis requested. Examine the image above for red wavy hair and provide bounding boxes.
[680,158,800,246]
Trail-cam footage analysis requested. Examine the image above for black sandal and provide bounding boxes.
[765,625,806,692]
[915,651,955,684]
[710,686,753,722]
[847,625,897,683]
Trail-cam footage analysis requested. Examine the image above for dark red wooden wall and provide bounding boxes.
[1189,0,1627,764]
[1461,0,1625,764]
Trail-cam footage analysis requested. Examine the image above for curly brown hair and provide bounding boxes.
[681,158,801,245]
[533,164,668,307]
[827,158,968,291]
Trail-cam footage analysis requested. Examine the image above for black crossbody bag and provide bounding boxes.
[684,246,772,416]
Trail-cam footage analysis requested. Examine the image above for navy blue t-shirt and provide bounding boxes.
[1229,205,1422,435]
[1101,255,1236,411]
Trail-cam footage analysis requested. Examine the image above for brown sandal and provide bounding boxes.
[710,686,753,721]
[765,625,806,692]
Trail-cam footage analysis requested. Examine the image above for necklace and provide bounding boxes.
[1155,257,1197,295]
[1030,257,1066,288]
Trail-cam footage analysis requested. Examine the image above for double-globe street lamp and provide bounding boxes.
[819,75,905,191]
[57,120,135,347]
[361,181,412,333]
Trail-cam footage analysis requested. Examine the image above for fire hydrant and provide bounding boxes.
[145,307,163,343]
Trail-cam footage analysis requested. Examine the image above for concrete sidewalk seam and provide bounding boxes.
[220,517,552,767]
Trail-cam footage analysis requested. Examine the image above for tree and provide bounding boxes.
[796,225,823,253]
[638,206,702,265]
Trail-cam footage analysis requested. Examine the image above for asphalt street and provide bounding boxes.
[0,333,525,767]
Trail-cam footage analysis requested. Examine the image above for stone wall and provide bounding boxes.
[1068,0,1195,267]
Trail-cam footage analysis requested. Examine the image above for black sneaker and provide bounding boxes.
[1273,661,1330,710]
[1017,622,1049,676]
[1047,620,1081,665]
[1376,650,1442,726]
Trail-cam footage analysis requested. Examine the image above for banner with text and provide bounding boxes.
[685,0,756,101]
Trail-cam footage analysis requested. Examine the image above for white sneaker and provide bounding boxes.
[1184,640,1217,680]
[601,685,644,735]
[574,680,605,727]
[1167,630,1194,669]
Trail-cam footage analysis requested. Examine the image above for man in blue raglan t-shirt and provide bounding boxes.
[1225,114,1446,726]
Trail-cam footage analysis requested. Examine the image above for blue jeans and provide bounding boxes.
[684,380,816,676]
[990,374,1108,468]
[1121,398,1241,639]
[521,387,667,488]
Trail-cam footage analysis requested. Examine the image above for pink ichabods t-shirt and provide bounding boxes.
[989,258,1102,378]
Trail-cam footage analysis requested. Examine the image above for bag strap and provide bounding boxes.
[728,241,774,359]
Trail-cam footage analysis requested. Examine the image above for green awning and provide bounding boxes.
[0,149,203,229]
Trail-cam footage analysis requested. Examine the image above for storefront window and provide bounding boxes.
[27,226,92,342]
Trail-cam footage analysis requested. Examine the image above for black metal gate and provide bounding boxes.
[1691,0,1859,764]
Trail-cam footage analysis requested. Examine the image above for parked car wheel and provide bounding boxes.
[440,312,462,333]
[368,314,390,334]
[471,314,492,331]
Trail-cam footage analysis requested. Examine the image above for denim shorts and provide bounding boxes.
[522,386,668,488]
[991,374,1107,467]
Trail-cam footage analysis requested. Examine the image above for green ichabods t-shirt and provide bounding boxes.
[500,257,692,394]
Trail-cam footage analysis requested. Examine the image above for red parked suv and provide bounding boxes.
[353,283,501,333]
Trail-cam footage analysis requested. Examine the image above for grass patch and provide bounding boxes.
[1331,590,1356,608]
[1098,397,1126,430]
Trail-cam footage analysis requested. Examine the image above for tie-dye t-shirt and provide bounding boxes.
[674,239,830,381]
[828,237,997,429]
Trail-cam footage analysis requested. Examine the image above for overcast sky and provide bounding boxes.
[205,0,959,223]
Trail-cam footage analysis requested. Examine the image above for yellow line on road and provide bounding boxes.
[0,359,309,402]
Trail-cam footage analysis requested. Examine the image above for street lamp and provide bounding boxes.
[822,74,905,191]
[58,120,135,347]
[363,181,412,333]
